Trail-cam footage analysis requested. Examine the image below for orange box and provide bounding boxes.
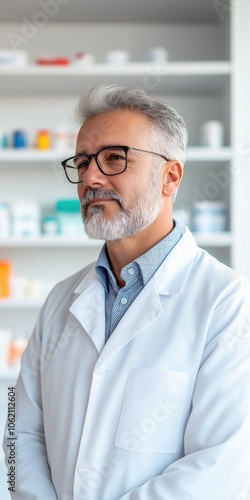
[0,260,11,298]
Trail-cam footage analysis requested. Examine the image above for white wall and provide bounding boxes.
[232,1,250,277]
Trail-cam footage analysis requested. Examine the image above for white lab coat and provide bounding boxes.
[3,227,250,500]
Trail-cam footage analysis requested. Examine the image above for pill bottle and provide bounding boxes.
[13,129,27,148]
[0,129,8,148]
[201,121,224,148]
[53,127,69,149]
[36,129,51,150]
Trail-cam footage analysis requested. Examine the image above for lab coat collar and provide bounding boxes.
[73,226,197,296]
[153,227,197,295]
[69,267,106,353]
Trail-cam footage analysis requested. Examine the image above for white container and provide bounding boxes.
[104,50,130,64]
[11,200,40,237]
[0,50,28,67]
[74,52,95,66]
[53,127,69,150]
[0,128,8,148]
[192,201,226,233]
[147,47,168,63]
[201,121,224,148]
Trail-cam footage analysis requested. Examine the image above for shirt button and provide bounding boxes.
[121,297,127,305]
[128,268,135,275]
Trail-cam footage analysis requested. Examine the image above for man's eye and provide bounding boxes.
[76,159,89,169]
[107,154,124,161]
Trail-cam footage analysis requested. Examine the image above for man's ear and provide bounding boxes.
[162,161,183,197]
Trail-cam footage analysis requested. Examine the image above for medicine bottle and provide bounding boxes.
[36,129,51,150]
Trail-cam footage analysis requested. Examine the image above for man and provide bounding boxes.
[3,85,250,499]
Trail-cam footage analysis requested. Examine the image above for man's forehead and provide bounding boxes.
[76,109,150,151]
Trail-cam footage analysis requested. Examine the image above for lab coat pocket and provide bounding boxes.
[115,367,190,454]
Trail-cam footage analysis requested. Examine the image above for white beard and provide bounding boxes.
[81,171,162,241]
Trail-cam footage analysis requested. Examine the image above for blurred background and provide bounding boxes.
[0,0,250,496]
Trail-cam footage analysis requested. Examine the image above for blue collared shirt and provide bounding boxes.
[95,221,182,342]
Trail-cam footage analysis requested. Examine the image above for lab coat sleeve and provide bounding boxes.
[2,302,58,499]
[118,283,250,500]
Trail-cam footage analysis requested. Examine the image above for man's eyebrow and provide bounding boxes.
[75,149,88,156]
[75,144,126,155]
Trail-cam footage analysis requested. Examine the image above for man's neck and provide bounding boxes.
[105,218,174,287]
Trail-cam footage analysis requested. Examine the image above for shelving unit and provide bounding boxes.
[2,3,250,498]
[0,235,102,247]
[1,2,248,342]
[0,8,235,332]
[0,146,233,162]
[0,232,232,249]
[0,61,231,96]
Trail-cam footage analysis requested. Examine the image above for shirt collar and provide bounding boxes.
[95,220,182,291]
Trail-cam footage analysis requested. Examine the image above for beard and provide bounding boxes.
[80,172,162,241]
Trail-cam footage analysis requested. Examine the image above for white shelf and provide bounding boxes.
[0,61,232,76]
[193,232,233,247]
[0,147,232,163]
[0,62,231,96]
[0,235,103,247]
[0,233,232,250]
[0,299,42,309]
[0,149,72,162]
[186,147,232,161]
[0,231,232,311]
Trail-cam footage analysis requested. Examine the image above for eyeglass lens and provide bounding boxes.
[64,147,127,182]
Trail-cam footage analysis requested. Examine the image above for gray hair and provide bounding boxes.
[75,84,188,166]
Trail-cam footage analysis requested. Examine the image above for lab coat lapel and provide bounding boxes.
[69,266,105,353]
[95,276,163,367]
[95,228,197,366]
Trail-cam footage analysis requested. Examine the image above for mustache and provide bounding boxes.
[81,189,124,208]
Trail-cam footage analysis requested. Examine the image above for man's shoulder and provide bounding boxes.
[57,262,96,289]
[172,227,250,294]
[45,262,96,307]
[197,244,249,285]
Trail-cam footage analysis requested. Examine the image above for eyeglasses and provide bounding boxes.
[61,145,171,184]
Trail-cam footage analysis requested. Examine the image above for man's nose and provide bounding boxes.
[82,156,106,187]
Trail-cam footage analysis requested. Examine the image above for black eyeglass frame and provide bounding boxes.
[61,145,171,184]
